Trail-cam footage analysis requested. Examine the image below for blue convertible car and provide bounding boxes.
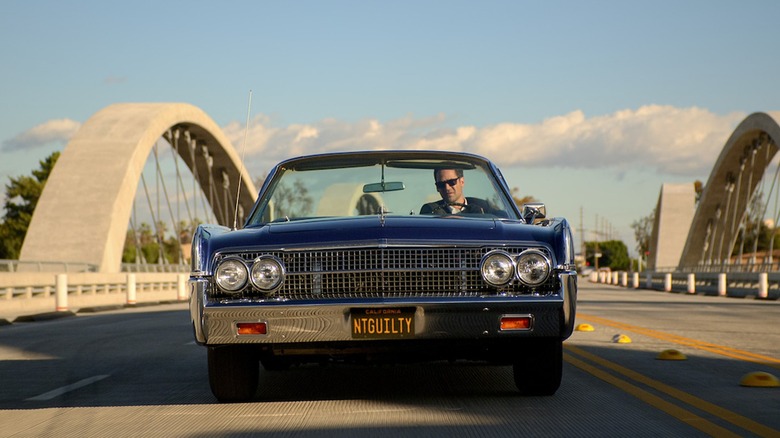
[190,150,577,402]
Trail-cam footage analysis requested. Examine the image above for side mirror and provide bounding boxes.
[522,202,546,223]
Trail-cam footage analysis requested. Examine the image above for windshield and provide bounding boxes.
[247,157,518,225]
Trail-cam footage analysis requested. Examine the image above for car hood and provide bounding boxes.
[207,215,557,252]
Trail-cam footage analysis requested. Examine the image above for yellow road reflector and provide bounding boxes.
[739,371,779,388]
[657,349,687,360]
[576,323,595,332]
[612,334,632,344]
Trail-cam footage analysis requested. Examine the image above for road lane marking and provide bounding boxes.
[26,374,110,401]
[563,353,740,437]
[578,313,780,369]
[566,345,779,438]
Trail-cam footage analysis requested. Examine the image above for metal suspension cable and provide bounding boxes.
[767,150,780,266]
[129,200,146,265]
[155,143,162,262]
[168,129,196,251]
[152,143,168,265]
[186,132,199,223]
[736,150,758,266]
[167,129,194,228]
[168,129,197,262]
[716,180,735,267]
[725,160,747,265]
[700,219,713,267]
[152,139,186,265]
[203,147,224,225]
[750,142,777,267]
[705,213,719,267]
[140,172,165,265]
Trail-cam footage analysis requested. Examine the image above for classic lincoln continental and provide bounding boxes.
[189,150,577,402]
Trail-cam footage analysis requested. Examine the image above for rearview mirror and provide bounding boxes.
[363,181,405,193]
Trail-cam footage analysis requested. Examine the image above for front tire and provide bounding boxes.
[512,338,562,396]
[208,346,259,402]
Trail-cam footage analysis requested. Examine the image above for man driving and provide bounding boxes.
[419,167,491,215]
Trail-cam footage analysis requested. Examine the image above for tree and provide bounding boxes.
[122,218,201,265]
[631,208,655,258]
[510,187,537,208]
[0,152,60,259]
[584,240,630,270]
[694,180,704,202]
[272,179,313,218]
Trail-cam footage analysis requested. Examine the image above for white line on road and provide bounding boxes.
[26,375,110,401]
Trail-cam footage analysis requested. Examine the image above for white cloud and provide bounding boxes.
[4,106,755,179]
[2,118,82,151]
[223,105,751,177]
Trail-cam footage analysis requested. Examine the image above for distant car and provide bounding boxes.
[189,150,578,402]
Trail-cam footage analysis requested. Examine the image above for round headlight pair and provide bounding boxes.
[250,255,285,292]
[479,249,551,287]
[515,249,551,286]
[214,255,285,293]
[480,251,515,286]
[214,257,248,292]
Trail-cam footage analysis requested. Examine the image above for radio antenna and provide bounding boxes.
[232,89,253,230]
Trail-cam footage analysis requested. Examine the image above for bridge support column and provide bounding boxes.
[718,273,727,296]
[758,272,768,299]
[55,273,68,312]
[127,274,137,305]
[177,274,187,301]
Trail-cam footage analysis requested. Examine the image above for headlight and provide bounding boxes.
[515,249,551,286]
[214,257,248,293]
[250,255,285,292]
[480,250,515,286]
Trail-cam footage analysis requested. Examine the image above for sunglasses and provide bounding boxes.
[435,178,460,190]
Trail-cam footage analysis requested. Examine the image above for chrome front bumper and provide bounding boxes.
[190,274,577,345]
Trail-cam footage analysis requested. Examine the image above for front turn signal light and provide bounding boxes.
[500,315,533,331]
[236,322,268,335]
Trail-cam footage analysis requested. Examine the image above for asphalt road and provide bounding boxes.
[0,281,778,437]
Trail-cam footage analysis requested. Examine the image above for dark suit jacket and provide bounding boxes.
[419,197,492,215]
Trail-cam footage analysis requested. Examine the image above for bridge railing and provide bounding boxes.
[4,266,777,322]
[0,271,189,321]
[0,260,189,273]
[590,269,780,299]
[0,260,99,273]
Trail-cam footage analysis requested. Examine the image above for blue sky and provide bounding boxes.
[2,1,780,255]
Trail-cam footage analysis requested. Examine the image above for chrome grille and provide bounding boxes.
[211,246,557,300]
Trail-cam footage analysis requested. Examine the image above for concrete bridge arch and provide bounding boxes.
[652,112,780,270]
[19,103,256,273]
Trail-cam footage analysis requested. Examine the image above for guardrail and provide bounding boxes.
[0,272,189,321]
[589,270,780,300]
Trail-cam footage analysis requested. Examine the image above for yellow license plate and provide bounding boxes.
[351,307,415,339]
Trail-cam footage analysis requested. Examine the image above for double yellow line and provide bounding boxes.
[565,314,779,437]
[579,313,780,369]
